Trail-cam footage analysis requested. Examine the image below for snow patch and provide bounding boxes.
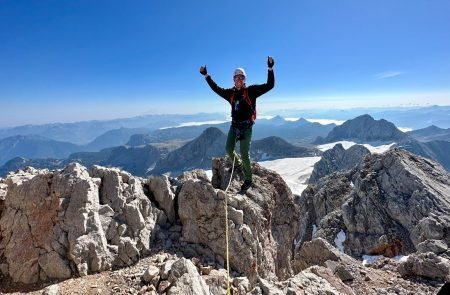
[362,255,384,266]
[398,127,413,132]
[204,170,212,181]
[393,255,409,262]
[258,115,275,120]
[305,118,345,125]
[334,230,346,252]
[258,157,321,195]
[159,120,228,129]
[312,224,317,236]
[317,141,395,154]
[362,254,409,266]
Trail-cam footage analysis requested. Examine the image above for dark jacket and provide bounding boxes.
[206,70,275,123]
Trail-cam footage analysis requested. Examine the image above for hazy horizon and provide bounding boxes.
[0,104,449,129]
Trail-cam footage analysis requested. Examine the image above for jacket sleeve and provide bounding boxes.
[205,76,232,102]
[249,69,275,99]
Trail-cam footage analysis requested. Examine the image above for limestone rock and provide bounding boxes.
[167,258,210,295]
[417,239,448,254]
[42,284,59,295]
[0,163,162,284]
[176,169,210,184]
[343,148,450,256]
[203,269,228,295]
[297,148,450,258]
[293,238,354,274]
[148,175,176,223]
[160,260,175,280]
[296,172,353,250]
[308,266,355,295]
[308,143,370,184]
[38,251,72,280]
[142,265,160,284]
[285,271,343,295]
[258,277,284,295]
[179,157,299,285]
[90,165,162,262]
[398,252,450,280]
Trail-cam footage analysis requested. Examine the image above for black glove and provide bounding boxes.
[200,65,207,76]
[267,56,274,68]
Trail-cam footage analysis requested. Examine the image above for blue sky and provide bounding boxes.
[1,0,449,126]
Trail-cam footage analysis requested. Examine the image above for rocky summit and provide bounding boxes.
[0,150,449,294]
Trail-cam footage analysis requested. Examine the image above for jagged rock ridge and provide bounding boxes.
[1,150,449,294]
[297,148,450,262]
[308,143,370,184]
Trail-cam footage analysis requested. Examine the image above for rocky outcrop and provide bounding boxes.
[179,157,299,285]
[297,148,450,260]
[308,143,370,183]
[0,164,166,284]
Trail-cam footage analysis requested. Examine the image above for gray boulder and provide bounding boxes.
[417,239,448,255]
[167,258,210,295]
[398,252,450,280]
[292,238,354,273]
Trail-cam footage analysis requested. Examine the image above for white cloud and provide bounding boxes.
[374,71,406,80]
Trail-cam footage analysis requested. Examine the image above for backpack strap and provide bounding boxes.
[244,89,257,122]
[230,88,257,122]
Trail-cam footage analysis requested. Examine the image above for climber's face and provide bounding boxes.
[233,75,246,90]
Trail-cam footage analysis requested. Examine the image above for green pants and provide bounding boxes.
[225,125,253,181]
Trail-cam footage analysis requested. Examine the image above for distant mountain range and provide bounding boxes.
[1,111,449,177]
[0,135,81,165]
[0,127,320,177]
[313,114,450,171]
[0,113,227,144]
[407,125,450,142]
[0,116,333,166]
[266,105,450,130]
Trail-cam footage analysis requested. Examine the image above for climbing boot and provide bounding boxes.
[240,180,253,191]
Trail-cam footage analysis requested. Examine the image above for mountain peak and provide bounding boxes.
[318,114,407,144]
[200,126,225,139]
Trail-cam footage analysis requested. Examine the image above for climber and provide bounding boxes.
[200,56,275,191]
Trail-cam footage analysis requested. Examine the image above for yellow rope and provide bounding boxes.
[224,154,236,295]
